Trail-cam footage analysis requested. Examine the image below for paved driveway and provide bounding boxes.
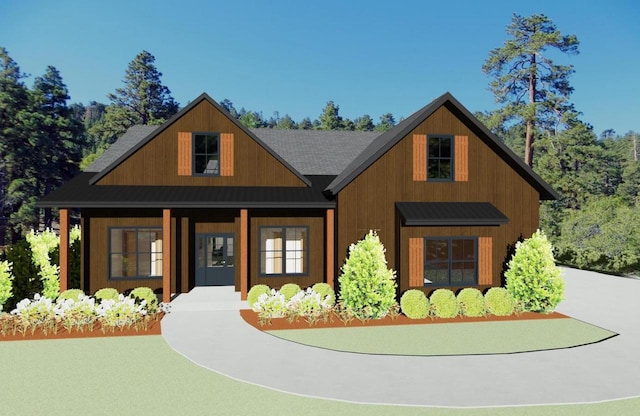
[161,268,640,407]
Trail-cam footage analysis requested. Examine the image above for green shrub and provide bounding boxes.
[457,288,486,317]
[429,289,459,318]
[0,260,13,311]
[94,288,119,302]
[338,231,397,319]
[485,287,515,316]
[26,229,60,300]
[400,289,429,319]
[57,289,85,302]
[247,284,271,309]
[129,287,158,313]
[311,283,335,306]
[279,283,302,301]
[505,229,564,313]
[3,239,42,312]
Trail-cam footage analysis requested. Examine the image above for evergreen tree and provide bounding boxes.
[318,101,342,130]
[483,13,579,166]
[354,114,375,131]
[92,50,179,147]
[276,114,297,129]
[299,117,313,130]
[375,113,395,132]
[238,110,264,128]
[220,99,239,119]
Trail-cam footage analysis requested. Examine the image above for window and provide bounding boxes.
[194,133,219,175]
[427,135,453,180]
[109,228,163,279]
[259,226,308,276]
[424,237,476,286]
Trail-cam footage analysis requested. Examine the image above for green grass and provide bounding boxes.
[266,318,616,355]
[1,335,638,416]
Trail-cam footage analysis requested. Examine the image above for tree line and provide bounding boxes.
[0,13,638,275]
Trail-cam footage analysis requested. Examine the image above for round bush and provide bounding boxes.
[485,287,515,316]
[130,287,158,313]
[505,230,564,312]
[429,289,459,318]
[94,288,119,302]
[247,284,271,309]
[311,283,335,306]
[457,288,486,317]
[279,283,302,301]
[400,289,429,319]
[57,289,86,302]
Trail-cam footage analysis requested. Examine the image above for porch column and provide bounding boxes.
[162,209,171,303]
[59,208,69,293]
[326,209,335,289]
[240,209,248,300]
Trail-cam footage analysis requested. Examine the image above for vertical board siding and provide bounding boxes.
[454,135,468,182]
[177,132,192,176]
[478,236,492,285]
[220,133,234,176]
[413,134,427,181]
[408,238,424,287]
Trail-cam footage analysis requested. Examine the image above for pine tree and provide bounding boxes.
[318,101,342,130]
[483,14,579,166]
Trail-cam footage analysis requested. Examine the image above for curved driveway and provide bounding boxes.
[161,268,640,407]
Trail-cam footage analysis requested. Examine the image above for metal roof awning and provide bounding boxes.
[396,202,509,226]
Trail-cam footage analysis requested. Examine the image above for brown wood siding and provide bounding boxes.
[454,135,468,182]
[412,134,426,181]
[177,132,192,176]
[220,133,234,176]
[97,100,305,187]
[250,214,324,290]
[478,236,492,285]
[408,238,423,287]
[337,105,541,295]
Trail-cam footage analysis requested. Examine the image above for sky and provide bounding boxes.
[1,0,638,136]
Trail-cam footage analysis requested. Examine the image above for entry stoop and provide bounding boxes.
[169,286,249,312]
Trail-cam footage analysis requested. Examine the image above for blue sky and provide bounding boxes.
[1,0,638,136]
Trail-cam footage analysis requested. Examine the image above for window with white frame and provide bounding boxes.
[259,226,308,275]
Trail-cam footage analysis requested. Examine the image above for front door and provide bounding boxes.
[195,233,235,286]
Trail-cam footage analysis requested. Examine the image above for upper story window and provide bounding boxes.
[427,135,453,181]
[194,133,220,175]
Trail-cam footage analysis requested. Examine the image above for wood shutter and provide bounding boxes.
[478,237,492,285]
[408,238,424,287]
[413,134,427,181]
[454,135,468,181]
[177,132,192,176]
[220,133,234,177]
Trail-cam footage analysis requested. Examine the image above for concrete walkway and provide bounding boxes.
[161,268,640,407]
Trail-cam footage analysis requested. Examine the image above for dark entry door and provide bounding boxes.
[195,233,235,286]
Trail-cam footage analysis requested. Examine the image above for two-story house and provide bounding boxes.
[39,92,557,303]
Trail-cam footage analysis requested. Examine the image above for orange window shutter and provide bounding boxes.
[478,237,492,285]
[413,134,427,181]
[177,132,192,176]
[220,133,234,176]
[408,238,424,287]
[455,135,468,181]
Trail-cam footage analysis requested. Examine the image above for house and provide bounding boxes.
[39,92,557,303]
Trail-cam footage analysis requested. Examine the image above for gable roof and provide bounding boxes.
[85,125,159,172]
[325,92,559,200]
[87,93,312,187]
[253,128,377,175]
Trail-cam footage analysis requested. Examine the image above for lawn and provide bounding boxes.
[1,335,638,416]
[265,318,616,355]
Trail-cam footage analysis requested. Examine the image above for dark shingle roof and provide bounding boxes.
[396,202,509,226]
[39,173,335,209]
[252,128,378,175]
[325,92,559,200]
[85,125,159,172]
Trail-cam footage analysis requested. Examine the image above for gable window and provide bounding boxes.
[194,133,220,175]
[424,237,476,286]
[109,228,163,279]
[259,226,308,276]
[427,135,453,181]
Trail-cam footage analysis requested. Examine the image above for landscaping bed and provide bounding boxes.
[240,308,567,330]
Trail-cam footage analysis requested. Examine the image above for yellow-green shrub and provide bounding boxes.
[400,289,429,319]
[429,289,459,318]
[457,288,486,317]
